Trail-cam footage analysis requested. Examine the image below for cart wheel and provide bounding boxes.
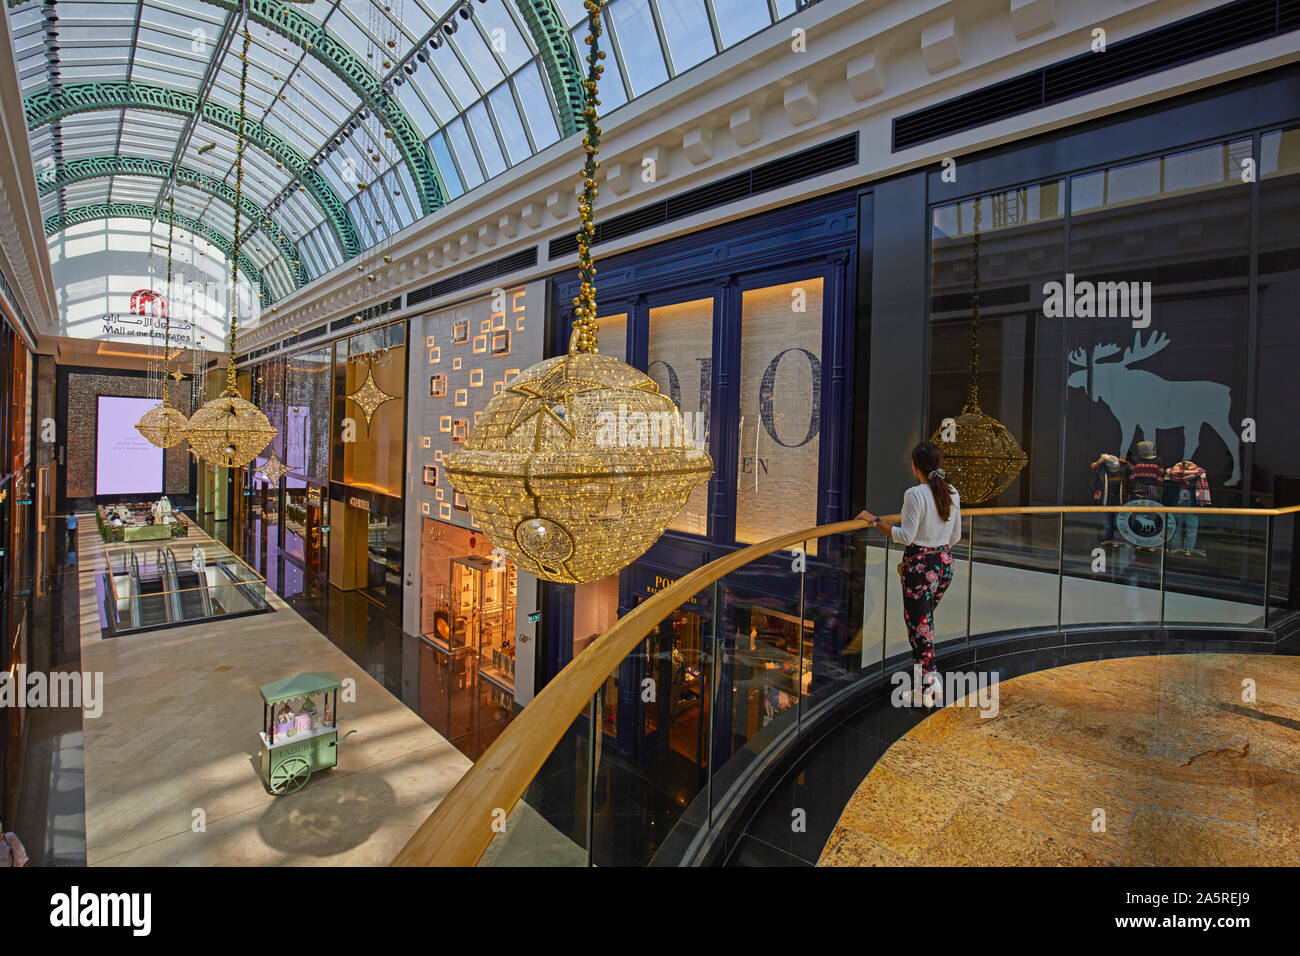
[269,756,311,794]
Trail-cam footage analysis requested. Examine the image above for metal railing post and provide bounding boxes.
[707,578,719,827]
[1264,516,1273,630]
[1159,518,1168,627]
[966,516,976,642]
[1056,512,1065,632]
[586,691,597,867]
[797,539,807,724]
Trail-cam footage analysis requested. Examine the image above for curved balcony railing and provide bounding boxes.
[392,503,1300,867]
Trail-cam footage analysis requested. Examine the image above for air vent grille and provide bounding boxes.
[549,133,858,259]
[406,247,538,308]
[894,0,1297,150]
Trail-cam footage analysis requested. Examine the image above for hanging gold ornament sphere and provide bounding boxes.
[135,404,190,449]
[445,352,712,584]
[930,403,1027,504]
[186,393,277,468]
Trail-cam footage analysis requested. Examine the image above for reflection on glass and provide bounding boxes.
[647,298,712,535]
[928,183,1066,508]
[735,279,822,546]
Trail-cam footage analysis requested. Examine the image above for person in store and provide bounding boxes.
[856,441,962,706]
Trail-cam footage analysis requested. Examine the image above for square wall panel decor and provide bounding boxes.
[412,280,545,531]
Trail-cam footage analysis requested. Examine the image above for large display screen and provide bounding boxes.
[96,395,163,496]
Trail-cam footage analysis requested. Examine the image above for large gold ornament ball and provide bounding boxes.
[930,403,1028,504]
[135,405,190,449]
[185,394,277,469]
[445,352,713,584]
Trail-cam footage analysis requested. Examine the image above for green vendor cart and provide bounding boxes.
[258,671,355,795]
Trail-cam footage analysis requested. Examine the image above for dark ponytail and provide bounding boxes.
[912,442,954,522]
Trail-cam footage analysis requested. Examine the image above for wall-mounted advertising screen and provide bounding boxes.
[96,395,163,496]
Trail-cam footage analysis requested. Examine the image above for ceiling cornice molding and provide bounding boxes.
[0,4,59,342]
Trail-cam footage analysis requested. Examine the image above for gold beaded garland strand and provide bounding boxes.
[225,20,252,395]
[570,0,607,355]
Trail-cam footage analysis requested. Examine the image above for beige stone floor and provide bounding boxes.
[75,518,471,865]
[819,653,1300,866]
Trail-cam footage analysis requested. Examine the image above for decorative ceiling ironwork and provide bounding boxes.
[39,154,309,287]
[43,201,273,304]
[9,0,797,298]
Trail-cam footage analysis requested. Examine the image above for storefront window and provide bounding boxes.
[597,312,628,363]
[1067,140,1251,503]
[929,182,1067,507]
[735,279,823,544]
[647,298,712,535]
[1258,126,1300,501]
[420,518,519,691]
[337,323,406,496]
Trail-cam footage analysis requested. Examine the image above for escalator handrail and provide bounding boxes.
[391,502,1300,867]
[128,550,141,627]
[162,548,183,623]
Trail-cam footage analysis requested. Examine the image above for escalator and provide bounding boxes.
[171,549,213,620]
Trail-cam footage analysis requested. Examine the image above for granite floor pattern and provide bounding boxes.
[818,654,1300,867]
[75,519,472,865]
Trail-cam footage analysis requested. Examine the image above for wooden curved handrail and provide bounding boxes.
[391,503,1300,867]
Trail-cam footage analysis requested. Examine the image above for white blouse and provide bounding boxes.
[891,483,962,548]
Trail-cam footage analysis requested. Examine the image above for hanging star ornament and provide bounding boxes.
[258,451,294,484]
[347,358,397,430]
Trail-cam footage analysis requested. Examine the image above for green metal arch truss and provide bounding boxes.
[25,82,362,259]
[40,155,308,289]
[44,202,274,306]
[207,0,446,216]
[515,0,583,139]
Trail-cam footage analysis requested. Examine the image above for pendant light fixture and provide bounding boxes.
[444,0,713,585]
[136,193,191,449]
[929,196,1027,503]
[186,11,277,470]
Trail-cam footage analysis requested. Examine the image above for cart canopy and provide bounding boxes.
[259,671,342,705]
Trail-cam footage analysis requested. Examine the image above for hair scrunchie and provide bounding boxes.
[928,468,946,480]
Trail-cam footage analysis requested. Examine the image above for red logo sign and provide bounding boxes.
[129,289,167,318]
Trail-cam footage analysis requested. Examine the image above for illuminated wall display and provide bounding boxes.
[403,280,547,705]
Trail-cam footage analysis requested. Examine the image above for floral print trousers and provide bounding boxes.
[900,544,955,678]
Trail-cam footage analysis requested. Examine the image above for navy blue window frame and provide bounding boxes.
[551,190,858,554]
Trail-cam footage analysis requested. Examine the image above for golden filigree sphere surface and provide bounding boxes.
[135,404,190,449]
[931,403,1028,504]
[445,352,713,584]
[186,394,276,469]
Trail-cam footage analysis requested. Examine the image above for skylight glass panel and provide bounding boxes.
[395,80,438,136]
[428,131,464,199]
[708,0,772,47]
[487,82,530,164]
[571,22,628,109]
[428,42,480,107]
[656,0,715,73]
[554,0,587,25]
[513,60,559,150]
[474,3,531,71]
[410,65,459,124]
[453,21,506,90]
[466,100,506,178]
[445,116,484,188]
[608,0,667,95]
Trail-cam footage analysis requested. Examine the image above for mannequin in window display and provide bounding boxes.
[1128,440,1165,502]
[1089,454,1131,546]
[1164,459,1210,556]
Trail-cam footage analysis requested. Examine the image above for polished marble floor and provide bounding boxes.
[818,654,1300,866]
[72,518,472,865]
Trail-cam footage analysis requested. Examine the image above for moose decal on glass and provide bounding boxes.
[1068,330,1241,486]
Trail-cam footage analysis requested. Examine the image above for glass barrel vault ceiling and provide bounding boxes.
[9,0,797,306]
